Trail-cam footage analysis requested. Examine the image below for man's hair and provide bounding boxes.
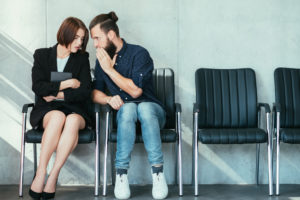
[57,17,89,52]
[89,11,119,37]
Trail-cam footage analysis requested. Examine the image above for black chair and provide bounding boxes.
[102,68,183,196]
[193,68,273,196]
[18,101,101,197]
[273,67,300,195]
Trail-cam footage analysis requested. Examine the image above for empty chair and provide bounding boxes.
[193,68,273,196]
[273,67,300,195]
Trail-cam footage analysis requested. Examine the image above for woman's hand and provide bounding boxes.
[68,78,81,88]
[60,79,81,90]
[43,96,56,102]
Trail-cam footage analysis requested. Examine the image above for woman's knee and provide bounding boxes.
[65,114,85,130]
[43,110,66,128]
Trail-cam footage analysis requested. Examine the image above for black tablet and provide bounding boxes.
[50,72,72,82]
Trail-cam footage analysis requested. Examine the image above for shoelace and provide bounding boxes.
[154,173,161,181]
[118,175,125,183]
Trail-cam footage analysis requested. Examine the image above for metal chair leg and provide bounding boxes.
[175,139,178,185]
[256,109,261,186]
[102,112,110,196]
[276,112,280,195]
[33,143,37,174]
[94,112,100,196]
[110,142,116,186]
[256,144,260,185]
[193,112,199,196]
[19,113,26,197]
[266,113,274,195]
[177,112,183,196]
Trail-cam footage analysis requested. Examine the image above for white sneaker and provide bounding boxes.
[114,174,130,199]
[152,171,168,199]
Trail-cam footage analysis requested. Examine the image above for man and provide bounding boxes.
[89,11,168,199]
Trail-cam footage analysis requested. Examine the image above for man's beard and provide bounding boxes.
[105,39,117,59]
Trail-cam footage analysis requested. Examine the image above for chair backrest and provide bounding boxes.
[152,68,175,129]
[195,68,258,128]
[274,67,300,128]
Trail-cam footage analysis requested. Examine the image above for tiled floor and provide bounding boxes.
[2,184,300,200]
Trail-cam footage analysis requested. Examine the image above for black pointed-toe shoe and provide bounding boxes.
[42,191,55,199]
[29,188,42,200]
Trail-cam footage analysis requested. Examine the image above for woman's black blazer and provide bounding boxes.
[30,44,92,128]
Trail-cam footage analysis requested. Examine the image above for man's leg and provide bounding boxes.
[137,102,165,166]
[137,102,168,199]
[114,103,137,199]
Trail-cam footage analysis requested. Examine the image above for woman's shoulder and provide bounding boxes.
[33,46,54,58]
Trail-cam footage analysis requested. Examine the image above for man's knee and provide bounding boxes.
[117,103,138,123]
[137,103,158,122]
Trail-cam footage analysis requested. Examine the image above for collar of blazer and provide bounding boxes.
[48,43,75,73]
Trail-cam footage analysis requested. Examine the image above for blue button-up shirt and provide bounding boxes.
[94,39,164,110]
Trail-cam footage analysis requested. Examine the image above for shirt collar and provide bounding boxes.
[116,38,127,58]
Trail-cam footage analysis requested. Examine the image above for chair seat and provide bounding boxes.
[25,128,95,144]
[280,128,300,144]
[109,129,177,143]
[198,128,267,144]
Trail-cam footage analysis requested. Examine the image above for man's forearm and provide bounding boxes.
[106,68,142,98]
[92,89,111,105]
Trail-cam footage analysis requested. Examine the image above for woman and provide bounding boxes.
[29,17,91,199]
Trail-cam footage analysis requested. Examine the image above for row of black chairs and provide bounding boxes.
[19,67,299,197]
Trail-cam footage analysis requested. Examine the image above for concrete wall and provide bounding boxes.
[1,0,300,186]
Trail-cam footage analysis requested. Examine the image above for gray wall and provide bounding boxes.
[1,0,300,185]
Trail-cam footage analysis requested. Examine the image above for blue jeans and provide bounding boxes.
[115,102,166,169]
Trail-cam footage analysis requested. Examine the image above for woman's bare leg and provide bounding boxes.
[43,114,85,193]
[30,110,66,193]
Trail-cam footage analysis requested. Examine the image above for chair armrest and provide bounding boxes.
[272,103,281,113]
[257,103,271,113]
[94,103,101,113]
[22,103,34,113]
[193,103,200,113]
[104,104,113,113]
[175,103,181,113]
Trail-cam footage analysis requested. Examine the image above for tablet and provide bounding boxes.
[50,72,72,82]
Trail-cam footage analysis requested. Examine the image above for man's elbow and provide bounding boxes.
[131,88,143,99]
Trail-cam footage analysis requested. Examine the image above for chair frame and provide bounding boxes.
[273,103,281,195]
[18,103,101,197]
[193,100,273,196]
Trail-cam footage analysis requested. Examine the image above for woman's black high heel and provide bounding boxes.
[29,174,42,200]
[29,188,42,200]
[42,191,55,199]
[42,178,57,199]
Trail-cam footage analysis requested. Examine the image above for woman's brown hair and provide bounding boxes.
[57,17,89,52]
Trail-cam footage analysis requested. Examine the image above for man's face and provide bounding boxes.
[91,25,116,58]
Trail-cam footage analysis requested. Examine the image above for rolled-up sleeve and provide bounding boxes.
[131,49,153,89]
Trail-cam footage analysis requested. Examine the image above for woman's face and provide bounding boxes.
[69,28,85,53]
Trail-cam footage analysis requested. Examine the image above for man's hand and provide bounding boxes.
[96,48,117,74]
[43,96,56,102]
[107,95,124,110]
